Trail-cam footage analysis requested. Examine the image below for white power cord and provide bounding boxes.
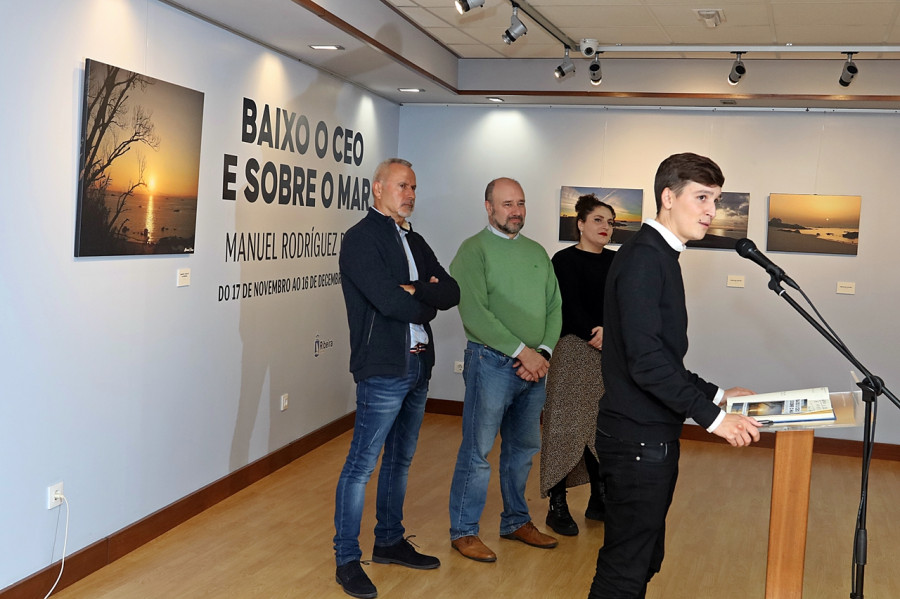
[44,493,69,599]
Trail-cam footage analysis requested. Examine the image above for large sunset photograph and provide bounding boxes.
[558,186,643,244]
[75,59,204,257]
[766,193,861,256]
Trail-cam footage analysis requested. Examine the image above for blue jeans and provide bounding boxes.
[449,342,546,539]
[333,354,429,566]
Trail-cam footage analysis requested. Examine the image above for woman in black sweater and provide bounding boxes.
[540,193,616,536]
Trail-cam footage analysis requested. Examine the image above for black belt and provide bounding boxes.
[410,343,427,354]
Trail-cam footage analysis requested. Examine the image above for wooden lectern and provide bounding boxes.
[764,391,862,599]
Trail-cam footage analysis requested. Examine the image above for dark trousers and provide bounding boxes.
[550,447,601,496]
[588,431,680,599]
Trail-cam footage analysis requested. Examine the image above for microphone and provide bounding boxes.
[735,238,799,289]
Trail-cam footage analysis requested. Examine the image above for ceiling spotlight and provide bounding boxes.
[727,51,746,86]
[554,48,575,80]
[839,52,858,87]
[502,6,527,44]
[589,55,602,86]
[455,0,484,14]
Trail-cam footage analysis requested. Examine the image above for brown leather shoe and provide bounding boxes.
[500,521,558,549]
[451,535,497,562]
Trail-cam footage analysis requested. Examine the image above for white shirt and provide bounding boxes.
[374,208,429,348]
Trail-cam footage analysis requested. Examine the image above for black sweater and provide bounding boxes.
[552,245,616,341]
[598,224,721,442]
[339,209,459,382]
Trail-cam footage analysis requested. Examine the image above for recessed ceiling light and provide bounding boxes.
[308,44,344,51]
[487,97,504,103]
[398,88,425,93]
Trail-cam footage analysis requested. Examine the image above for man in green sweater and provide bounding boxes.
[448,177,563,562]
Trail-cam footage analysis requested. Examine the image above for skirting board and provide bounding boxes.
[3,398,897,598]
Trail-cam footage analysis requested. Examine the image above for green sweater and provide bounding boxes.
[451,228,562,357]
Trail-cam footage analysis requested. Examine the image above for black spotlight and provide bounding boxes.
[839,52,858,87]
[727,51,746,86]
[589,55,602,86]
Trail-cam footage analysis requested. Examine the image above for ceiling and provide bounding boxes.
[165,0,900,109]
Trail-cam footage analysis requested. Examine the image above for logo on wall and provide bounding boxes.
[314,334,335,358]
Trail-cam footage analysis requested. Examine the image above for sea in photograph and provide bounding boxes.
[783,226,859,246]
[104,191,197,245]
[766,227,858,255]
[706,226,746,240]
[559,215,642,243]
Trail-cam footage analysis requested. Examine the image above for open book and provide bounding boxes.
[726,387,835,425]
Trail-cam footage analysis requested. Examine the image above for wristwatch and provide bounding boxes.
[537,348,551,361]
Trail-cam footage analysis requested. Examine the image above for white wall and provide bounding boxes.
[400,105,900,444]
[0,0,398,589]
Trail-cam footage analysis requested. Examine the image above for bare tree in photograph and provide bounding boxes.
[76,62,160,256]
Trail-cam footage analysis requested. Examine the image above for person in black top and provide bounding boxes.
[588,153,763,599]
[541,194,616,536]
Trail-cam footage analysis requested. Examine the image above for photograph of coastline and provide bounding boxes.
[559,186,643,244]
[687,191,750,250]
[766,193,861,256]
[75,59,204,257]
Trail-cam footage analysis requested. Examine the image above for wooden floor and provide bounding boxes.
[53,414,900,599]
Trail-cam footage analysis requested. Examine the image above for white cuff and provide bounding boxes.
[707,410,726,433]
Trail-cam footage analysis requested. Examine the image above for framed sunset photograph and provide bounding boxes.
[75,59,205,257]
[766,193,861,256]
[559,186,643,244]
[687,191,750,250]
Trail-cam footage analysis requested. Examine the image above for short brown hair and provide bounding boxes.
[653,153,724,212]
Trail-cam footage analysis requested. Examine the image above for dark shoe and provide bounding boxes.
[451,535,497,562]
[546,491,579,536]
[335,560,377,599]
[500,521,558,548]
[372,536,440,570]
[585,480,606,521]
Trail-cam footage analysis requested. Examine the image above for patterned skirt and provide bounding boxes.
[539,334,605,497]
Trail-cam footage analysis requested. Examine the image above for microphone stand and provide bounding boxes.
[765,274,900,599]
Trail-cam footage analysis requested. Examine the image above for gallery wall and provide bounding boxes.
[0,0,399,590]
[401,105,900,444]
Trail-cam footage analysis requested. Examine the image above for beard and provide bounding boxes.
[493,216,524,235]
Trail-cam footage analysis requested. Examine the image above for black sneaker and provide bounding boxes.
[335,560,377,599]
[546,493,579,536]
[372,536,440,570]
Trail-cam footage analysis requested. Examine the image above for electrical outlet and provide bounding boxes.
[453,361,464,374]
[280,393,289,411]
[47,482,64,509]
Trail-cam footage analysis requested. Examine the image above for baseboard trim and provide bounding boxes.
[0,413,355,599]
[425,397,464,416]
